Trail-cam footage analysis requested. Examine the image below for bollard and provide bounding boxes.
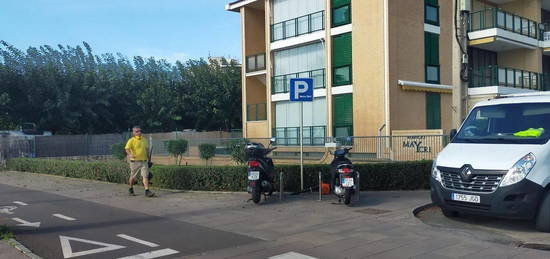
[279,171,284,201]
[356,171,361,202]
[318,171,322,201]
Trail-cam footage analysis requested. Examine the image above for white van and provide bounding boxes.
[431,94,550,232]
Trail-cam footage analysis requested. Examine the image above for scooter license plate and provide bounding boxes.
[248,171,260,180]
[341,177,354,187]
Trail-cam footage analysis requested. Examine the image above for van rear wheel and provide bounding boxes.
[535,191,550,232]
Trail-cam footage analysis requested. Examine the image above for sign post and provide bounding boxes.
[290,78,314,191]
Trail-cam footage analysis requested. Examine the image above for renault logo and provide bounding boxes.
[460,166,474,182]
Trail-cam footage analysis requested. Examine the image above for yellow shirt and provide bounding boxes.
[125,136,148,161]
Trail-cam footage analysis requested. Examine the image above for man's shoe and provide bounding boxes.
[129,188,135,196]
[145,190,155,197]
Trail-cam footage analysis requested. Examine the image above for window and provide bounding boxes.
[426,92,441,129]
[333,94,353,137]
[425,0,439,26]
[332,33,352,86]
[332,0,351,27]
[425,32,440,84]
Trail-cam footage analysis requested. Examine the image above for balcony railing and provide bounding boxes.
[271,11,325,42]
[470,66,548,91]
[246,53,266,73]
[272,68,325,94]
[468,8,538,39]
[246,103,267,121]
[273,126,326,146]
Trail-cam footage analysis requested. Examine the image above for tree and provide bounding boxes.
[226,139,248,165]
[198,143,216,165]
[164,139,188,165]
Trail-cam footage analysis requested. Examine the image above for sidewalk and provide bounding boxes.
[0,170,549,259]
[0,240,31,259]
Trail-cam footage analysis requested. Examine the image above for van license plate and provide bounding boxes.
[452,193,480,204]
[248,171,260,180]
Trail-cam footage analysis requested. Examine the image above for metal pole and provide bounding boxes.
[300,102,304,191]
[318,171,322,201]
[279,171,284,201]
[356,171,361,202]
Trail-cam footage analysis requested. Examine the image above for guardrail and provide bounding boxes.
[469,8,538,39]
[271,11,324,42]
[469,66,547,91]
[272,68,325,94]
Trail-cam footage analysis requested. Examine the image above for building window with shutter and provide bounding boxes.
[333,94,353,137]
[332,0,351,27]
[425,0,439,26]
[332,32,352,86]
[426,92,441,129]
[425,32,440,84]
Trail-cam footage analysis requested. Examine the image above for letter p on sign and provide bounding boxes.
[290,78,314,102]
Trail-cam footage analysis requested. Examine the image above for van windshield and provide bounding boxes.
[453,102,550,145]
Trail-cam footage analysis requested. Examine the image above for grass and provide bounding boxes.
[0,226,14,240]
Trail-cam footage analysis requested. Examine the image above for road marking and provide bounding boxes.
[60,235,125,258]
[13,201,28,206]
[11,218,41,228]
[0,206,17,214]
[117,234,159,247]
[118,248,179,259]
[269,252,319,259]
[53,214,76,221]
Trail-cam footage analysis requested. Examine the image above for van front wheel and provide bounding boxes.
[535,191,550,232]
[441,208,459,218]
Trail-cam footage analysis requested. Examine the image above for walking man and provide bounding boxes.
[125,126,154,197]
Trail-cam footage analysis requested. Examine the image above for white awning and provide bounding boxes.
[398,80,452,94]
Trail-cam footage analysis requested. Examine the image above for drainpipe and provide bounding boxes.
[383,0,390,137]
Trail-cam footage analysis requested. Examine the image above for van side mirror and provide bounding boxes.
[450,129,457,140]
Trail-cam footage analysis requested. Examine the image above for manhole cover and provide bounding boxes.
[355,208,391,215]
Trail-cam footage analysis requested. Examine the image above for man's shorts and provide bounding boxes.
[129,161,149,179]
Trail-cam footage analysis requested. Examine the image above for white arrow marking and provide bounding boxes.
[53,214,76,221]
[269,252,319,259]
[117,248,179,259]
[11,218,40,228]
[0,206,18,214]
[13,201,28,206]
[59,235,125,258]
[117,234,159,247]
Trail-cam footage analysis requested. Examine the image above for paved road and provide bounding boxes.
[0,184,259,259]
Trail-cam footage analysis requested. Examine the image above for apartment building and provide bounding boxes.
[227,0,550,144]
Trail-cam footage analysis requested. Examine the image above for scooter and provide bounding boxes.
[330,147,357,206]
[246,138,277,204]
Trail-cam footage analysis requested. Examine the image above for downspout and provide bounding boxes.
[383,0,390,137]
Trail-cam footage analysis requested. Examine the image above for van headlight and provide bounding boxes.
[500,153,536,187]
[431,160,442,183]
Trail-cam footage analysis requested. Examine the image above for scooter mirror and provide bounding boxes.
[270,137,276,144]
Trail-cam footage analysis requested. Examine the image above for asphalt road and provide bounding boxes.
[0,184,259,259]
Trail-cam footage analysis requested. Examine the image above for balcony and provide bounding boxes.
[245,53,266,74]
[272,68,325,94]
[468,8,539,51]
[469,66,548,94]
[540,23,550,52]
[273,126,326,146]
[271,11,325,42]
[246,103,267,121]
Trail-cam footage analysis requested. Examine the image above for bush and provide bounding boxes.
[198,143,216,164]
[111,143,126,161]
[6,158,433,192]
[226,139,248,165]
[164,139,188,165]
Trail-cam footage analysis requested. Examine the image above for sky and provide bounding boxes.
[0,0,242,63]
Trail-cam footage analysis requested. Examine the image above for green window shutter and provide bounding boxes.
[332,0,351,8]
[333,94,353,126]
[425,0,438,6]
[426,93,441,129]
[425,32,439,66]
[332,33,352,67]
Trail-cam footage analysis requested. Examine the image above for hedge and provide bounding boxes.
[5,158,433,192]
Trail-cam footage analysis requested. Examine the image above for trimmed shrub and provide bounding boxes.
[111,143,126,161]
[164,139,188,165]
[198,143,216,163]
[6,158,433,192]
[226,139,248,165]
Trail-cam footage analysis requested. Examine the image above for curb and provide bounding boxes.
[412,203,436,216]
[7,239,42,259]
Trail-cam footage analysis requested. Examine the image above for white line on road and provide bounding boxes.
[53,214,76,221]
[116,234,159,247]
[11,218,41,228]
[269,252,319,259]
[117,248,179,259]
[13,201,28,206]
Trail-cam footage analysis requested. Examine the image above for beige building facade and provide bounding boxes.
[227,0,550,144]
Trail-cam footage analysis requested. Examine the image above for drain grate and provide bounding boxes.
[355,208,391,215]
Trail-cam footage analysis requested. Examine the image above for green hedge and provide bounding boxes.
[6,158,433,192]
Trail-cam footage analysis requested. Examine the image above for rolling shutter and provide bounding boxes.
[332,0,351,8]
[333,33,352,68]
[426,93,441,129]
[333,94,353,126]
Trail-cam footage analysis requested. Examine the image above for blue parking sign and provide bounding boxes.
[290,78,314,102]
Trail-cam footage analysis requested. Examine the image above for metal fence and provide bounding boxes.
[1,132,450,163]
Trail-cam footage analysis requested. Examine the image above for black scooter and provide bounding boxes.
[246,138,277,204]
[330,147,357,206]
